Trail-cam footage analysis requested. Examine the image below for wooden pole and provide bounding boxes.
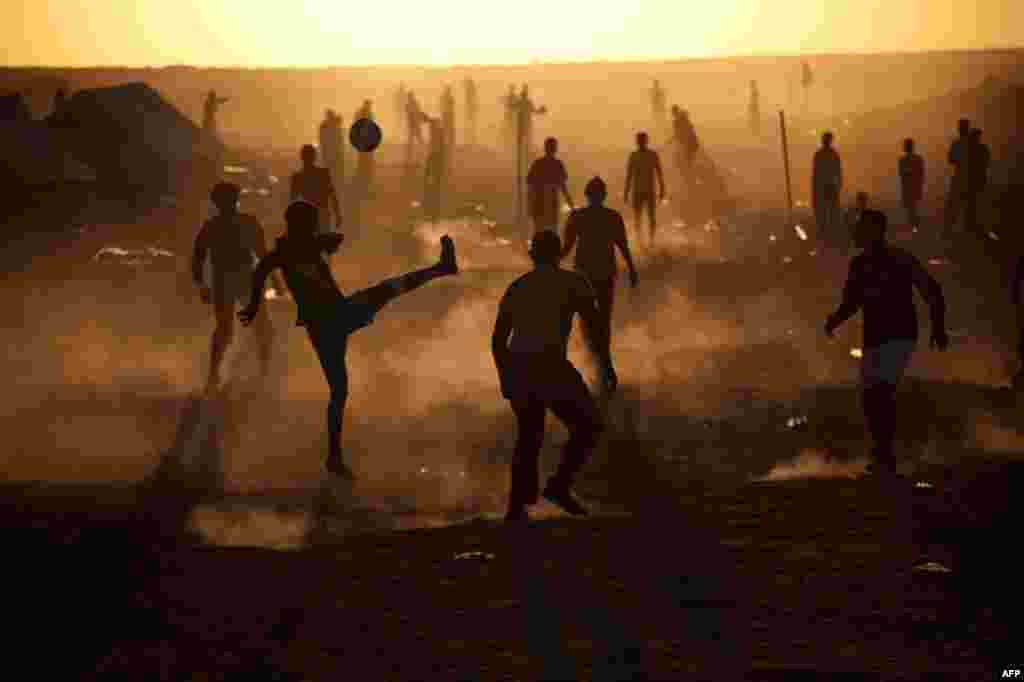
[516,97,523,237]
[779,110,794,227]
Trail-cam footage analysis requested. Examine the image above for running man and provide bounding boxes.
[943,118,971,237]
[812,131,843,243]
[289,144,341,234]
[238,201,459,478]
[319,109,344,189]
[526,137,573,236]
[670,106,700,207]
[192,182,283,392]
[624,132,666,246]
[898,138,925,231]
[824,209,948,476]
[562,177,639,377]
[492,230,616,522]
[650,79,667,139]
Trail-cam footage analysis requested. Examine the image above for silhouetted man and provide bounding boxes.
[517,85,547,162]
[812,131,843,243]
[502,85,518,151]
[193,182,283,392]
[203,90,230,137]
[527,137,573,236]
[748,80,760,137]
[394,83,407,136]
[424,117,446,222]
[492,230,615,521]
[239,202,459,478]
[289,145,341,234]
[671,106,700,204]
[964,128,991,237]
[319,109,344,189]
[624,132,666,246]
[562,177,639,375]
[464,77,479,147]
[406,90,429,146]
[943,118,971,236]
[650,79,667,139]
[899,139,925,231]
[825,209,947,476]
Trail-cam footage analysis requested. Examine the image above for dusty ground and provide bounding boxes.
[2,131,1022,679]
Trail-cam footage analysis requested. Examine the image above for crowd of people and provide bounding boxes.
[187,76,1013,522]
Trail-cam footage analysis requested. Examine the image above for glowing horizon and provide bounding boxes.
[6,0,1022,69]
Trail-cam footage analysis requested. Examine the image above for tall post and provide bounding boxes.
[779,110,794,228]
[516,98,523,236]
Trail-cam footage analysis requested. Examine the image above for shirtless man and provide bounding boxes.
[192,182,283,392]
[492,230,616,521]
[624,132,666,246]
[289,144,341,234]
[239,201,459,478]
[526,137,573,236]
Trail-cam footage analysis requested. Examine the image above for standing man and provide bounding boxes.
[965,128,991,237]
[502,85,518,153]
[192,182,283,392]
[812,131,843,243]
[670,106,700,211]
[943,118,971,237]
[650,79,668,141]
[424,117,447,222]
[898,138,925,232]
[464,77,479,147]
[562,177,640,376]
[748,80,761,138]
[624,132,667,247]
[517,85,547,163]
[394,83,407,139]
[824,209,947,476]
[526,137,574,238]
[319,109,344,191]
[492,230,616,522]
[202,90,230,138]
[441,85,457,179]
[289,144,341,234]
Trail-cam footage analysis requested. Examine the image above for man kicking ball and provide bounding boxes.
[238,201,459,479]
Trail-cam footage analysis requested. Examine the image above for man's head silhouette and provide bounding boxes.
[822,131,834,148]
[636,132,649,149]
[585,177,608,206]
[285,201,319,238]
[853,209,887,249]
[958,119,970,136]
[301,144,317,166]
[210,182,241,212]
[529,230,561,266]
[904,138,914,154]
[544,138,558,156]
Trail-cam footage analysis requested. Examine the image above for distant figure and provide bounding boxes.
[239,201,459,478]
[516,85,547,162]
[965,128,991,237]
[424,117,447,222]
[670,106,700,206]
[624,132,666,246]
[812,131,843,242]
[898,138,925,231]
[464,77,479,147]
[825,209,947,476]
[192,182,282,392]
[289,145,341,234]
[800,61,813,114]
[353,100,376,196]
[748,80,760,137]
[1010,255,1024,387]
[841,191,869,254]
[562,177,639,375]
[202,90,230,137]
[526,137,573,237]
[394,83,407,138]
[502,85,518,151]
[492,230,615,521]
[650,79,668,140]
[404,90,431,174]
[319,109,344,189]
[943,118,971,237]
[441,85,456,175]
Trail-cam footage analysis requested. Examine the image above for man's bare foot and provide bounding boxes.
[439,235,458,275]
[326,453,356,481]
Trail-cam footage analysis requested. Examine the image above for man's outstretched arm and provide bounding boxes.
[191,225,209,289]
[655,153,666,199]
[825,263,862,335]
[239,252,280,325]
[613,215,639,287]
[911,257,947,347]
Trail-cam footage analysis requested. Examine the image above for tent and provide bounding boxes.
[56,82,221,190]
[0,120,96,187]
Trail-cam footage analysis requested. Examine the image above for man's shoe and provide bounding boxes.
[542,485,589,516]
[326,454,356,481]
[439,235,458,275]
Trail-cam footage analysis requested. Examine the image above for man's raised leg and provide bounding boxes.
[544,371,605,516]
[349,235,458,313]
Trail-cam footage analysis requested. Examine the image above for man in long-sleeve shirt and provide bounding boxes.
[812,131,843,243]
[825,209,948,475]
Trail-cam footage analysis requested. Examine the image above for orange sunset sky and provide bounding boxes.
[6,0,1022,67]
